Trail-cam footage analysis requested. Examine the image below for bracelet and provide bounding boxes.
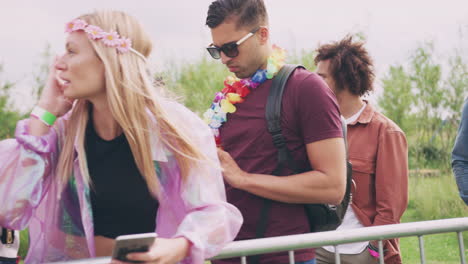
[30,106,57,127]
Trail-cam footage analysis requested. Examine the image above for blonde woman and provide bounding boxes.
[0,10,242,264]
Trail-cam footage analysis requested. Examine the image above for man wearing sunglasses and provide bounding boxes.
[206,1,346,264]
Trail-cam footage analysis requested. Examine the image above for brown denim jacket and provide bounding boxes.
[348,102,409,264]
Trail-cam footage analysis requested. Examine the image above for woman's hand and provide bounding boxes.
[37,56,74,117]
[112,237,191,264]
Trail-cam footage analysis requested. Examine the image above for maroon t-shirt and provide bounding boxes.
[215,68,342,264]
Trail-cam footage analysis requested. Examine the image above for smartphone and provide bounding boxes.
[112,232,157,263]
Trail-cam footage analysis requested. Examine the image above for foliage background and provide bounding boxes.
[1,40,466,262]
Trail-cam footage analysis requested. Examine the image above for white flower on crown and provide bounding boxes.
[65,19,87,33]
[102,31,120,47]
[117,38,132,53]
[85,25,105,40]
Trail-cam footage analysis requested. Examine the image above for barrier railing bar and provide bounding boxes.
[45,218,468,264]
[288,250,294,264]
[240,256,247,264]
[418,235,426,264]
[212,218,468,260]
[458,231,466,264]
[378,240,384,264]
[334,245,341,264]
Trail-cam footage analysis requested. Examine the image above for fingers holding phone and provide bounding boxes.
[111,233,157,263]
[111,234,190,264]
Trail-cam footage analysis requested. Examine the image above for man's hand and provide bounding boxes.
[217,148,249,189]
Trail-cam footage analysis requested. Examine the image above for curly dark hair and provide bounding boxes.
[314,36,375,96]
[206,0,268,30]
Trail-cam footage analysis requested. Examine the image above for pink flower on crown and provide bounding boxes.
[102,31,120,47]
[65,19,87,33]
[85,25,104,40]
[117,38,132,53]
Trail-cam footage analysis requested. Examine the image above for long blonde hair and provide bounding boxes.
[56,10,206,195]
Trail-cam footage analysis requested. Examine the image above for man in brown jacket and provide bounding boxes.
[314,36,409,264]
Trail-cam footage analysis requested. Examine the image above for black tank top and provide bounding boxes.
[85,118,159,239]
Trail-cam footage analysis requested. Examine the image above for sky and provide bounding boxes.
[1,0,468,111]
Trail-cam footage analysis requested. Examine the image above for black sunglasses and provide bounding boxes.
[207,27,260,59]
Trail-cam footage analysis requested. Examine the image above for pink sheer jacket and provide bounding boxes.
[0,100,242,264]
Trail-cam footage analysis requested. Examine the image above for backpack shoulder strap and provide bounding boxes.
[251,64,303,264]
[266,64,305,174]
[265,64,304,138]
[340,116,349,159]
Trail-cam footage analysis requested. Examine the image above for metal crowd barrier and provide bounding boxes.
[48,217,468,264]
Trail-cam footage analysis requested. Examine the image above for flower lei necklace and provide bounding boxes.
[203,45,286,146]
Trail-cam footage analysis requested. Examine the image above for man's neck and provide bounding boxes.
[336,91,365,119]
[259,45,273,70]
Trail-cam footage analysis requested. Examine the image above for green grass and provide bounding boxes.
[18,229,28,263]
[400,231,468,264]
[399,173,468,263]
[406,174,468,220]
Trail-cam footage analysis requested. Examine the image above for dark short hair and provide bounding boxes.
[315,36,375,96]
[206,0,268,30]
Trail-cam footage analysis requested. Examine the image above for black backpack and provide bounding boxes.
[255,64,353,238]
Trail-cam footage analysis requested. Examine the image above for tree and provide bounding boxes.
[379,65,414,133]
[161,56,230,114]
[287,49,317,71]
[32,44,52,102]
[379,42,466,171]
[440,53,468,158]
[445,53,468,120]
[0,64,23,139]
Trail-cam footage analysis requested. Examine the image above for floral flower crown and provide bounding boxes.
[65,18,146,61]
